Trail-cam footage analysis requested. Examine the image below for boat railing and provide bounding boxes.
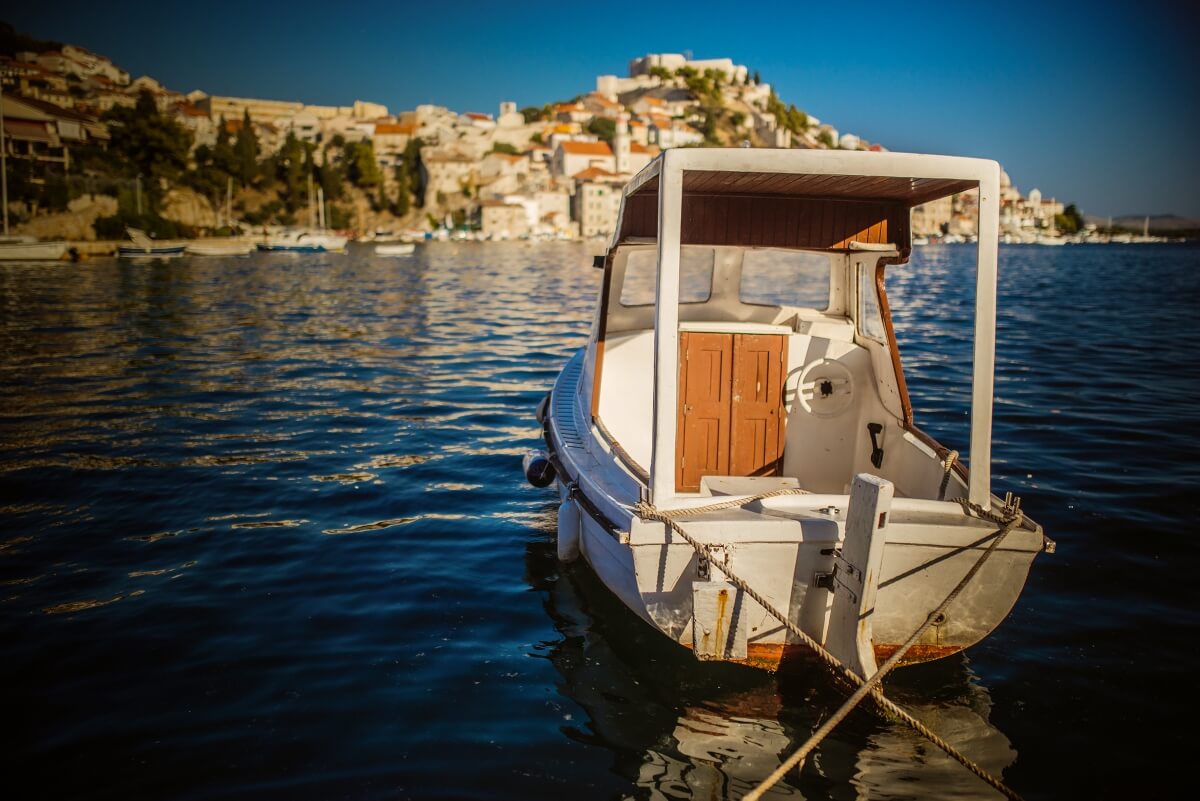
[592,414,650,485]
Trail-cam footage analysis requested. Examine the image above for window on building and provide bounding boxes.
[620,247,714,306]
[739,248,830,310]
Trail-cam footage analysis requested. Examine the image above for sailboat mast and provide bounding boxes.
[317,186,325,230]
[0,82,8,236]
[307,171,315,229]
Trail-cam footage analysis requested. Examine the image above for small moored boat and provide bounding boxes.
[527,148,1053,675]
[185,241,255,257]
[0,237,68,261]
[257,230,348,253]
[374,243,415,257]
[118,228,185,258]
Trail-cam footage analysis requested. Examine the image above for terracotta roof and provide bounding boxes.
[630,142,652,154]
[648,113,671,128]
[465,112,493,121]
[489,152,525,163]
[572,166,622,181]
[374,123,415,134]
[553,103,584,113]
[584,92,620,108]
[559,140,613,156]
[5,93,96,123]
[641,97,666,107]
[175,103,209,118]
[628,119,646,128]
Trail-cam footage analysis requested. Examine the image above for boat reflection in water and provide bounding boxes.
[525,512,1016,800]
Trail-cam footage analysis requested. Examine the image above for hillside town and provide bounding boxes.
[1,33,1086,244]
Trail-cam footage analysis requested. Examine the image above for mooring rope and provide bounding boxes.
[639,487,810,520]
[742,505,1024,801]
[938,450,959,501]
[633,496,1026,801]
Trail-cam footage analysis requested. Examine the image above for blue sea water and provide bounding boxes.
[0,242,1196,800]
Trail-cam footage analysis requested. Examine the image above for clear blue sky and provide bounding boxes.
[8,0,1198,217]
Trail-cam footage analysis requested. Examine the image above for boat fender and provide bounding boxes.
[535,391,551,425]
[557,496,581,562]
[523,451,556,488]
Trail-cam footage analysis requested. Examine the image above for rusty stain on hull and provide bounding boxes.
[683,641,966,673]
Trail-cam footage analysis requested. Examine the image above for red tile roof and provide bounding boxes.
[374,123,415,135]
[559,140,613,156]
[572,166,622,180]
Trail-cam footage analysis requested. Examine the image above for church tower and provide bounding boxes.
[614,112,631,174]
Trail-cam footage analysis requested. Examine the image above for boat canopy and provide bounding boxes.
[607,148,1001,509]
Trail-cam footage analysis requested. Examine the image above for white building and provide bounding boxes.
[628,53,748,84]
[573,168,625,238]
[553,140,615,179]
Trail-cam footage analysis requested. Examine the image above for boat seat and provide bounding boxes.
[698,475,802,497]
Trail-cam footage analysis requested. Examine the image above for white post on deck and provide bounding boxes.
[649,153,683,508]
[968,165,1001,507]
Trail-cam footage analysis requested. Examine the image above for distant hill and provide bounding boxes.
[1085,214,1200,233]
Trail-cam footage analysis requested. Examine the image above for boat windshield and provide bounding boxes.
[620,247,714,306]
[740,248,830,310]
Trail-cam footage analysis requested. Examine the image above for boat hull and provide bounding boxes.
[185,242,255,256]
[118,245,186,258]
[542,352,1045,672]
[0,242,68,260]
[374,244,416,256]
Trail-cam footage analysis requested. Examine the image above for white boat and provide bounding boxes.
[0,237,68,260]
[185,241,255,257]
[374,243,415,257]
[118,228,185,258]
[257,230,348,253]
[526,148,1052,675]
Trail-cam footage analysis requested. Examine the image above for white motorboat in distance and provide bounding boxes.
[0,237,68,260]
[374,243,415,257]
[526,148,1053,674]
[185,241,255,256]
[257,229,348,253]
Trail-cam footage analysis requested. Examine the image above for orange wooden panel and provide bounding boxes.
[677,332,732,492]
[730,334,787,477]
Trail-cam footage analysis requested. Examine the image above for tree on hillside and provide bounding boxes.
[1056,203,1085,234]
[586,117,616,144]
[345,140,382,188]
[234,109,260,188]
[753,70,761,85]
[649,66,674,81]
[276,132,307,213]
[520,106,546,124]
[401,137,425,208]
[491,141,520,155]
[103,89,192,200]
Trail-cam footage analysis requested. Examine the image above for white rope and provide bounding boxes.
[742,508,1024,801]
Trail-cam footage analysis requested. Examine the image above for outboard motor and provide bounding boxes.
[523,451,555,488]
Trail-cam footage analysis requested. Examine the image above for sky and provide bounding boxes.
[8,0,1199,217]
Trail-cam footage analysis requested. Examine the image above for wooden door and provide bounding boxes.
[677,332,787,492]
[731,334,787,478]
[676,332,732,492]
